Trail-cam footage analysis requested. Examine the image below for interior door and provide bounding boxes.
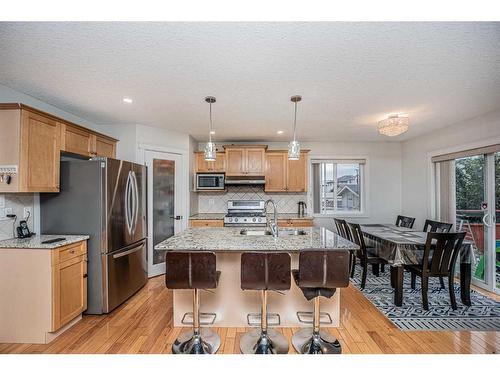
[145,150,184,277]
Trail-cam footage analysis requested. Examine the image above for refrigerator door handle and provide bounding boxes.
[112,243,144,259]
[131,171,139,233]
[125,171,132,234]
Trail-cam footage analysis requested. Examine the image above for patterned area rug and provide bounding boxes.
[350,267,500,331]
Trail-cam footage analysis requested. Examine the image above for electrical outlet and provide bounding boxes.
[0,208,5,219]
[0,195,5,208]
[4,207,13,216]
[209,198,214,206]
[23,207,31,219]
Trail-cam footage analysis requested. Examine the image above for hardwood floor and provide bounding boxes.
[0,276,498,354]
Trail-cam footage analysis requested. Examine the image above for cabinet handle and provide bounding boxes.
[83,274,88,278]
[69,249,75,254]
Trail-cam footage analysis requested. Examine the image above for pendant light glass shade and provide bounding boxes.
[288,95,302,160]
[204,96,217,161]
[204,141,216,161]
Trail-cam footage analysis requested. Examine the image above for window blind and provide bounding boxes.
[431,144,500,163]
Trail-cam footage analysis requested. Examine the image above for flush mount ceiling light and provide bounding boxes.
[288,95,302,160]
[122,97,133,104]
[277,130,284,135]
[378,114,409,137]
[204,96,217,161]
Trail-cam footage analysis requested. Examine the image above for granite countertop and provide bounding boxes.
[0,235,90,249]
[189,213,314,220]
[155,226,357,252]
[189,213,226,220]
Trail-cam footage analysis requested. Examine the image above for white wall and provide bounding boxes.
[401,109,500,229]
[198,140,403,230]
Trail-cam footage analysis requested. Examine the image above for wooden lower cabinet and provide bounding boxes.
[277,218,314,227]
[51,241,88,331]
[189,219,224,228]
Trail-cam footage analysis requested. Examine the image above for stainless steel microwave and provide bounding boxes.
[196,173,225,190]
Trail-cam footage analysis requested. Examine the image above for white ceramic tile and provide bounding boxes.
[198,186,307,214]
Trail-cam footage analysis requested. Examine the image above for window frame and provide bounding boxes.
[308,156,369,218]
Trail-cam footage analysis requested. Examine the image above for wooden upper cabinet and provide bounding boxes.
[93,135,116,158]
[0,104,118,193]
[287,152,308,192]
[265,152,287,192]
[61,123,93,157]
[225,148,246,176]
[264,150,308,192]
[195,152,226,173]
[225,146,267,176]
[19,110,61,192]
[245,148,265,175]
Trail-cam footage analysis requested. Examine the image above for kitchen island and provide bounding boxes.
[155,226,358,327]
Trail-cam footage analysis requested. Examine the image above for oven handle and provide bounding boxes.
[112,242,145,259]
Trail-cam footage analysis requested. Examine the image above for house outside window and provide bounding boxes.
[312,159,365,215]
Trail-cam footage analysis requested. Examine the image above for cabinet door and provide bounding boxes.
[195,152,211,172]
[225,148,246,176]
[189,219,224,227]
[265,152,287,192]
[94,135,116,158]
[287,152,308,192]
[19,110,61,192]
[61,124,93,156]
[212,152,226,172]
[246,148,265,175]
[52,255,87,331]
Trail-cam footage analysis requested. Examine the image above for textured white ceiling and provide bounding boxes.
[1,22,499,142]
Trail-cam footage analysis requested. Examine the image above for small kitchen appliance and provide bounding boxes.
[298,201,307,217]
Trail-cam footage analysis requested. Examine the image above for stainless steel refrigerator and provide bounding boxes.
[40,157,148,314]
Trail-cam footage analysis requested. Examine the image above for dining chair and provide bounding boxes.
[404,232,466,310]
[423,219,453,233]
[347,222,388,289]
[334,218,356,275]
[395,215,415,229]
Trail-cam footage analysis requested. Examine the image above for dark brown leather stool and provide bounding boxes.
[165,251,220,354]
[240,252,291,354]
[292,249,350,354]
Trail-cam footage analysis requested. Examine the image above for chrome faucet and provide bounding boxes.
[264,199,279,238]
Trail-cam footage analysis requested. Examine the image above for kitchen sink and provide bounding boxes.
[239,229,307,236]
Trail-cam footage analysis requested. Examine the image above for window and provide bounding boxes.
[312,160,365,214]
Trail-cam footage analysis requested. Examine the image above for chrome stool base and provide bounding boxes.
[240,328,289,354]
[291,328,341,354]
[172,328,221,354]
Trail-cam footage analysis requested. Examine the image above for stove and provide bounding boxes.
[224,200,267,227]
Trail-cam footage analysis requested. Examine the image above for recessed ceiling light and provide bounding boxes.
[210,130,216,135]
[123,97,133,104]
[277,130,284,135]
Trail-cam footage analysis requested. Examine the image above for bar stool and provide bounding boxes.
[292,249,350,354]
[165,251,221,354]
[240,252,291,354]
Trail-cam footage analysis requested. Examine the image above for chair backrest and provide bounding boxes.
[422,232,466,276]
[347,222,368,261]
[423,219,453,233]
[334,218,352,241]
[165,251,217,289]
[297,250,350,289]
[396,215,415,229]
[241,252,291,291]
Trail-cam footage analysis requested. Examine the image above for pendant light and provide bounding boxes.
[288,95,302,160]
[204,96,217,161]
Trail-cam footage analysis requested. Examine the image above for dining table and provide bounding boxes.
[360,224,473,307]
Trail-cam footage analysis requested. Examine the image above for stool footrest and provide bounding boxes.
[247,313,281,327]
[181,312,217,326]
[296,311,333,325]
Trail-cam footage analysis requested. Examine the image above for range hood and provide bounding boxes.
[225,176,265,185]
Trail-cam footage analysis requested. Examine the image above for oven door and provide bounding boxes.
[196,174,224,190]
[104,239,147,313]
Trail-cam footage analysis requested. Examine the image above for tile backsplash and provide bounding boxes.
[0,194,35,240]
[198,186,307,214]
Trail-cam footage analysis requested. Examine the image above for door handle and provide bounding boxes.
[482,213,492,227]
[170,215,183,220]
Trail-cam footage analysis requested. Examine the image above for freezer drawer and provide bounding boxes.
[104,239,147,313]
